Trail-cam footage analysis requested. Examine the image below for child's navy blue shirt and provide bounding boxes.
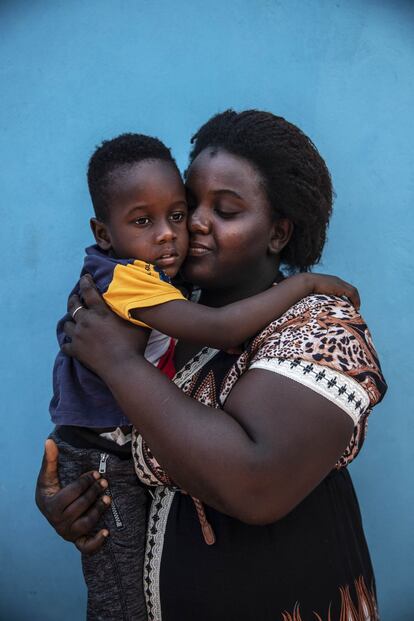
[49,245,183,428]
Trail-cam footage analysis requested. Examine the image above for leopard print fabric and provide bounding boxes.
[222,294,387,468]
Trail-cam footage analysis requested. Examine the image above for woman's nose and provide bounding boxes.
[188,206,211,234]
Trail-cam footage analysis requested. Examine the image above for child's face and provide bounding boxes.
[92,160,188,277]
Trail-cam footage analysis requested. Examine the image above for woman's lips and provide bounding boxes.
[188,244,212,257]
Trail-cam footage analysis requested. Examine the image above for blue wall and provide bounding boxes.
[1,1,413,619]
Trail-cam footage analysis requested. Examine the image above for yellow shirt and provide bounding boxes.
[103,259,185,328]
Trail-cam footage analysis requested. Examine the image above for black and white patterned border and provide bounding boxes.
[250,358,369,424]
[144,486,175,621]
[139,347,219,620]
[173,346,219,388]
[131,432,162,486]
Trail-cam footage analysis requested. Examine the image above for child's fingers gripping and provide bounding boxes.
[323,275,360,310]
[75,529,109,556]
[342,282,360,310]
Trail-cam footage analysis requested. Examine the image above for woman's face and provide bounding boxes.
[182,148,281,292]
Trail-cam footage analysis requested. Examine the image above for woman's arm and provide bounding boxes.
[131,273,359,349]
[100,358,353,523]
[62,277,354,524]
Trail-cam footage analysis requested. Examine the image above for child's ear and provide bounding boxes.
[90,218,112,251]
[268,218,293,255]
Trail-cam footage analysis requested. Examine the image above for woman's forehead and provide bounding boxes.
[186,148,263,196]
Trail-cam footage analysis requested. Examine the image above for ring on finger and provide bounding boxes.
[71,305,84,320]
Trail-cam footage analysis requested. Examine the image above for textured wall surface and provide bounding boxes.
[1,1,413,619]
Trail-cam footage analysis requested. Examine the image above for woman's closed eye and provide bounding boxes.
[214,204,240,218]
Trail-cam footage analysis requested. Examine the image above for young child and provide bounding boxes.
[50,133,359,621]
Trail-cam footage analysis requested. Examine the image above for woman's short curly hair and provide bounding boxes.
[189,110,333,272]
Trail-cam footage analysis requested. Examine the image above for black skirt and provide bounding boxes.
[154,468,377,620]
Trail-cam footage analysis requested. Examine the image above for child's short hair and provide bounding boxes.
[87,133,178,221]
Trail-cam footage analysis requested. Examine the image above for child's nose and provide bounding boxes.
[156,223,177,243]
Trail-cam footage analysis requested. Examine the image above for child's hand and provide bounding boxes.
[305,273,360,310]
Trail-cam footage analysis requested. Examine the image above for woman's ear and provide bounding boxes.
[90,218,112,251]
[268,218,293,255]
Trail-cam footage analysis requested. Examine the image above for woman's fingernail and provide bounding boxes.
[102,495,111,505]
[99,479,108,488]
[102,530,109,537]
[92,471,100,480]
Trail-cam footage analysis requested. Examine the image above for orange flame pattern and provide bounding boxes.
[281,576,378,621]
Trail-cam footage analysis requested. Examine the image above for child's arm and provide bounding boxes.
[130,273,360,350]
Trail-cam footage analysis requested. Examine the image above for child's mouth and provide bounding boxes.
[155,253,179,268]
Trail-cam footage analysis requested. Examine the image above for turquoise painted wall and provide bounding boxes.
[1,1,413,619]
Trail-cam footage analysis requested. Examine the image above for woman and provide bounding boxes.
[37,110,386,620]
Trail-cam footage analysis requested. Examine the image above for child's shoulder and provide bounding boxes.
[82,245,139,291]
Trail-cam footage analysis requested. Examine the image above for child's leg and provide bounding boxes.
[50,429,148,621]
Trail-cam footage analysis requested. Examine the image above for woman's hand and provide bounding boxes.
[35,439,111,554]
[62,275,149,379]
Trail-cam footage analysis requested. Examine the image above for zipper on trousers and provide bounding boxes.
[99,452,109,474]
[98,453,123,528]
[105,488,123,528]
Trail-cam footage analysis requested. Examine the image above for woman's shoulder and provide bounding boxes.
[247,294,387,409]
[239,294,387,468]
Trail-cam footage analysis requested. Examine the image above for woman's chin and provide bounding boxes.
[181,257,214,287]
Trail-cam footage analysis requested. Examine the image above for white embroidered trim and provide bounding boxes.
[131,432,162,486]
[173,347,219,389]
[144,487,175,621]
[250,358,369,425]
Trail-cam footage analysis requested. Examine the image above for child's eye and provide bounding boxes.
[170,212,186,223]
[134,217,151,226]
